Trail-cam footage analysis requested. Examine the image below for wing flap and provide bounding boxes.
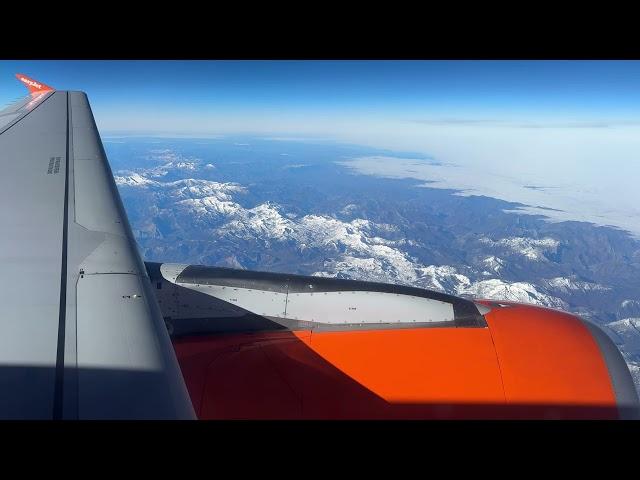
[77,274,179,418]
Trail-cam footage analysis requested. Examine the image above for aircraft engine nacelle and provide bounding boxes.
[146,262,639,420]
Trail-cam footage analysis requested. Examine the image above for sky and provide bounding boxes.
[3,60,640,130]
[1,60,640,236]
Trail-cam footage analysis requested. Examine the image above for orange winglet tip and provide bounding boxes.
[15,73,54,94]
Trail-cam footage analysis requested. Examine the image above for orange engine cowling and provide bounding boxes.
[172,302,639,420]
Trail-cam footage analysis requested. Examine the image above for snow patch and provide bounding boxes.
[480,236,560,261]
[458,278,568,309]
[482,256,504,273]
[543,276,610,293]
[115,173,157,187]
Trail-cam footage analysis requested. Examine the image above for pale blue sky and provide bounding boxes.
[2,60,640,236]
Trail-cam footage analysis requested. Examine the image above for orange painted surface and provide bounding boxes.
[172,304,620,419]
[481,302,618,419]
[173,328,507,419]
[174,331,309,416]
[303,328,504,404]
[15,73,54,94]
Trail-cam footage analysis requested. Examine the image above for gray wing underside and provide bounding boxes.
[0,91,194,419]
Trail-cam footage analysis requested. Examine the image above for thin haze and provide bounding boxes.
[1,60,639,236]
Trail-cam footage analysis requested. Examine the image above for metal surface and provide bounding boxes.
[76,274,183,419]
[580,319,640,420]
[174,264,485,326]
[148,262,486,335]
[0,91,52,134]
[0,91,195,419]
[0,92,67,418]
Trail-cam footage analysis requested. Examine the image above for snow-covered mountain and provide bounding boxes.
[479,236,560,261]
[111,139,640,393]
[541,276,610,293]
[116,169,571,309]
[482,256,504,274]
[458,279,568,309]
[114,173,156,187]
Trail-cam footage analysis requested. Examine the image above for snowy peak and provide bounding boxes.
[482,255,504,273]
[457,278,568,309]
[115,173,157,187]
[166,179,246,201]
[117,163,573,311]
[480,236,560,261]
[542,276,610,293]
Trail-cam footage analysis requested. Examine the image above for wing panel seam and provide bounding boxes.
[52,92,70,420]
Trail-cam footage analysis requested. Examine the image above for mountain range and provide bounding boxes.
[107,136,640,391]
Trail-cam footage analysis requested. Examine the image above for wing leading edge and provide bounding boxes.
[0,76,195,419]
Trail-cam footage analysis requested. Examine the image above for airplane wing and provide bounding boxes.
[1,74,638,420]
[0,75,194,419]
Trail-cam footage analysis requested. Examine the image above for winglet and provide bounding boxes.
[15,73,54,94]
